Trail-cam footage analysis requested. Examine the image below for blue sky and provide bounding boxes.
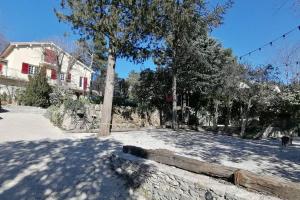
[0,0,299,78]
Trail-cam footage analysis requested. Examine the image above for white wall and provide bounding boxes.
[4,45,92,92]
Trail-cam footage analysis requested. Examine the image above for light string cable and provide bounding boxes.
[239,25,300,60]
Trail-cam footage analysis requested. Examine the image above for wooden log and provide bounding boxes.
[123,145,237,181]
[234,169,300,200]
[123,145,300,199]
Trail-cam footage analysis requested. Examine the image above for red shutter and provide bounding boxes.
[0,64,2,73]
[21,63,29,74]
[67,73,71,82]
[51,69,57,80]
[83,77,88,91]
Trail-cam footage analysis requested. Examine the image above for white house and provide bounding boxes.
[0,42,93,99]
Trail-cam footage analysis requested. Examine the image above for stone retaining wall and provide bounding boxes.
[47,104,160,132]
[110,153,279,200]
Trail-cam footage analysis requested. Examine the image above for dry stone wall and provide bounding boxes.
[110,154,280,200]
[47,104,160,132]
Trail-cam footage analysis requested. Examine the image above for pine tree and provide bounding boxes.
[56,0,158,136]
[21,67,52,108]
[151,0,233,129]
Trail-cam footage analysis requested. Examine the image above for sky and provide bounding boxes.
[0,0,299,78]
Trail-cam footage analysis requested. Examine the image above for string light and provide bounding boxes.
[274,61,300,69]
[239,25,300,60]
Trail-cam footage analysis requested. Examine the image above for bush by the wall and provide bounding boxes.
[47,105,63,127]
[20,67,52,108]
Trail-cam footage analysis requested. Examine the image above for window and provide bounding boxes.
[28,65,39,75]
[60,73,65,81]
[79,77,83,87]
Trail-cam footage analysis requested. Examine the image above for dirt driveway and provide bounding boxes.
[0,108,133,200]
[0,111,66,142]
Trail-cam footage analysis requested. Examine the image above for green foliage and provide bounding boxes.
[113,96,137,107]
[47,105,63,127]
[20,68,52,108]
[0,92,8,102]
[134,68,172,111]
[63,97,86,116]
[49,87,73,106]
[56,0,157,61]
[89,95,103,104]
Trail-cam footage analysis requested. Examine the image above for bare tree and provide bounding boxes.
[41,37,94,88]
[273,42,300,83]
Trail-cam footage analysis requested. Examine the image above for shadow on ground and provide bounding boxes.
[0,138,144,200]
[147,129,300,182]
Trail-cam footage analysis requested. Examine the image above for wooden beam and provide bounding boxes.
[123,145,237,181]
[123,145,300,200]
[234,169,300,200]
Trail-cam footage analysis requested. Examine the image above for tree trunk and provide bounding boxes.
[224,100,232,131]
[56,54,64,86]
[98,47,116,137]
[56,65,62,86]
[240,99,252,137]
[172,71,177,130]
[159,109,163,128]
[183,93,188,124]
[213,100,219,130]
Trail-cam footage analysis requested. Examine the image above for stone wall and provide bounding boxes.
[47,103,160,132]
[110,154,279,200]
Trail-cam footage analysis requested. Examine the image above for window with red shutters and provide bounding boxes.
[44,49,57,64]
[21,63,29,74]
[83,77,88,91]
[51,69,57,80]
[0,64,3,74]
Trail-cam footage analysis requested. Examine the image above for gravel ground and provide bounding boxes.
[0,110,299,199]
[112,129,300,182]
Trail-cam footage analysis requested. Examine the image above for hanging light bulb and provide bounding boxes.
[270,42,273,46]
[282,34,286,38]
[259,48,261,51]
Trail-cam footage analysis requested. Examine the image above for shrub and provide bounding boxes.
[20,67,52,108]
[49,87,73,106]
[63,97,86,117]
[47,105,63,127]
[89,95,103,104]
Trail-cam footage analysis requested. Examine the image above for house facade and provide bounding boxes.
[0,42,93,100]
